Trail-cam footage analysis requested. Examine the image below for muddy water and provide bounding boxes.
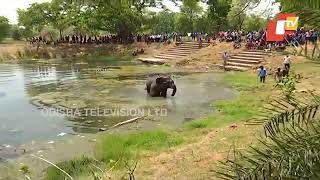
[0,63,236,147]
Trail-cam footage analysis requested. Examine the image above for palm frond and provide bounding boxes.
[216,93,320,179]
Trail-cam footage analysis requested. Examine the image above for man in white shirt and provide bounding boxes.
[283,55,291,71]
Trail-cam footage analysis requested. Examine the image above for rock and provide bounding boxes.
[229,124,238,129]
[84,120,94,124]
[99,128,107,131]
[41,99,57,105]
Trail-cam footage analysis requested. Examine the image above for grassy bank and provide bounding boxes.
[45,71,273,179]
[185,72,268,129]
[46,130,184,179]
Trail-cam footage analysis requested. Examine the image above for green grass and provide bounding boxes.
[294,62,320,75]
[46,130,183,178]
[185,72,267,129]
[46,156,94,180]
[95,130,183,166]
[184,94,262,129]
[224,72,261,91]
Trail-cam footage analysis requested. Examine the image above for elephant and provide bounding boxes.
[145,76,177,98]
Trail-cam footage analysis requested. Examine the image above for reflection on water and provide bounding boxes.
[0,64,83,145]
[0,64,236,145]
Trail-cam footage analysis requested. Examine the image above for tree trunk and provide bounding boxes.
[59,29,63,39]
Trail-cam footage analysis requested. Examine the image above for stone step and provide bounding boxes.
[228,58,261,64]
[167,48,196,52]
[177,44,210,47]
[245,49,266,52]
[159,52,191,56]
[175,46,203,50]
[155,55,188,60]
[154,56,180,60]
[231,55,263,61]
[166,49,194,53]
[175,46,209,50]
[240,51,267,56]
[156,54,187,58]
[226,62,254,68]
[225,65,249,71]
[183,42,211,45]
[237,53,266,58]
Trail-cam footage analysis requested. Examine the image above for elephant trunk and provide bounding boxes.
[171,84,177,96]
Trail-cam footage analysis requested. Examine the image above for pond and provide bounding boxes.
[0,63,237,147]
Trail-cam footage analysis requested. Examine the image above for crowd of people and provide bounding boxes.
[257,55,292,84]
[28,33,186,46]
[218,28,319,51]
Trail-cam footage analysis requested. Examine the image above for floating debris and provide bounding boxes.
[57,132,67,137]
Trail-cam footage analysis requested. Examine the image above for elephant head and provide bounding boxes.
[155,76,177,96]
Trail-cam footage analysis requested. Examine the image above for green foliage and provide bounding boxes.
[17,3,51,33]
[226,0,263,30]
[0,16,10,43]
[174,0,203,33]
[216,95,320,179]
[243,15,268,32]
[11,25,23,40]
[147,10,176,34]
[174,13,192,34]
[20,165,30,174]
[95,130,183,167]
[40,26,60,42]
[207,0,232,31]
[275,73,301,98]
[46,156,94,180]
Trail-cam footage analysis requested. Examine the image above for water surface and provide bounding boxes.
[0,63,236,146]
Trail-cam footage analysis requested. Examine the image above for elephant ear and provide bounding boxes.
[156,77,165,84]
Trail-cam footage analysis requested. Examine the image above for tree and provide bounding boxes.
[11,25,23,40]
[0,16,10,43]
[149,10,176,34]
[17,3,51,33]
[207,0,232,31]
[243,15,268,32]
[174,0,203,34]
[48,0,72,38]
[227,0,261,30]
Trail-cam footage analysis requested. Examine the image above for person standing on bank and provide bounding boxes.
[283,55,291,71]
[258,66,267,83]
[222,52,229,70]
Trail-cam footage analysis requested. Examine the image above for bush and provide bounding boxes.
[11,26,23,40]
[0,16,10,43]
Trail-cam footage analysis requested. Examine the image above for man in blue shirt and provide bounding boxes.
[258,66,267,83]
